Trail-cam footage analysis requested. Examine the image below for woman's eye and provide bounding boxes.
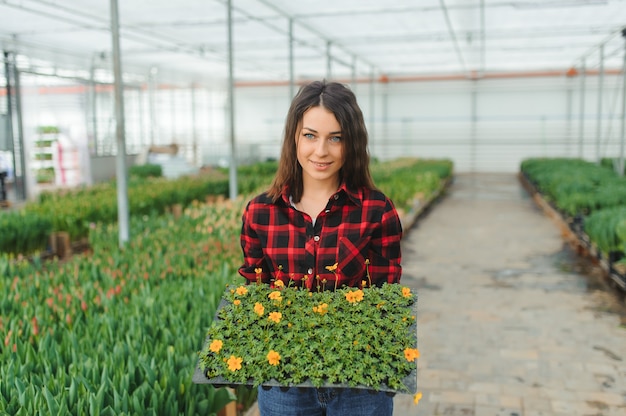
[304,133,315,140]
[329,136,341,143]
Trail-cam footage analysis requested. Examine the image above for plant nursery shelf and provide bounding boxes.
[193,283,418,395]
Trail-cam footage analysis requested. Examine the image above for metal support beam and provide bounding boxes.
[595,44,604,164]
[578,58,586,158]
[618,28,626,177]
[227,0,238,200]
[3,50,26,201]
[326,41,332,80]
[369,67,375,149]
[110,0,130,246]
[288,18,295,99]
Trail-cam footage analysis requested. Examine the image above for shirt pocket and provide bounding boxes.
[337,236,371,286]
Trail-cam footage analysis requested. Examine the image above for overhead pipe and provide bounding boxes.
[109,0,129,247]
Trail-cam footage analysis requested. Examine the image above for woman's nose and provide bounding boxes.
[314,138,329,156]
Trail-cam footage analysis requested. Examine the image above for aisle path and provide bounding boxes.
[395,173,626,416]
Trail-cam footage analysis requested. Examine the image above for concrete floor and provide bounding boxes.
[394,173,626,416]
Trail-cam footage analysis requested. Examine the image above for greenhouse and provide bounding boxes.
[1,1,626,415]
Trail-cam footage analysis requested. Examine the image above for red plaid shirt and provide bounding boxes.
[239,183,402,290]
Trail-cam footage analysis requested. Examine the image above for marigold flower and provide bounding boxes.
[312,303,328,315]
[268,291,282,301]
[268,312,282,323]
[404,347,420,362]
[254,268,263,275]
[325,263,338,272]
[402,287,412,298]
[254,302,265,316]
[345,289,364,303]
[413,392,422,405]
[267,350,281,366]
[233,299,241,306]
[274,280,285,288]
[235,286,248,296]
[227,355,243,371]
[209,339,223,353]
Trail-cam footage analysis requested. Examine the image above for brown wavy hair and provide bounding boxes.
[267,80,375,202]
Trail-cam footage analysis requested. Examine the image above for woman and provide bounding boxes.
[239,80,402,416]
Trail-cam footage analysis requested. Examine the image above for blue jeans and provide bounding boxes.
[257,386,394,416]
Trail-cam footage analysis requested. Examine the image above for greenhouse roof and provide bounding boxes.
[0,0,625,85]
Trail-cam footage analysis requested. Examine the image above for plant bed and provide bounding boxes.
[194,280,418,394]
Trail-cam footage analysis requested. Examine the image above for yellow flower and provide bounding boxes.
[233,299,241,306]
[413,392,422,405]
[267,350,281,366]
[254,302,265,316]
[274,280,285,288]
[268,291,282,301]
[268,311,282,323]
[235,286,248,296]
[402,287,412,298]
[404,347,420,362]
[209,339,223,353]
[345,289,364,303]
[227,355,243,371]
[312,302,328,315]
[325,263,338,272]
[254,268,263,275]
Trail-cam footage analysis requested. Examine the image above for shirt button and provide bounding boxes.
[313,235,320,242]
[334,194,339,200]
[307,268,313,275]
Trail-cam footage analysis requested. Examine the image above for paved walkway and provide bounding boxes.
[394,173,626,416]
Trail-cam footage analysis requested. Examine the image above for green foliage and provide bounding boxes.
[520,158,626,216]
[373,158,453,213]
[585,206,626,254]
[0,200,245,415]
[199,282,417,392]
[36,126,60,134]
[521,157,626,261]
[0,210,52,254]
[129,164,163,179]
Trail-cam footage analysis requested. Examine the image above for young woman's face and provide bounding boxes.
[296,106,345,188]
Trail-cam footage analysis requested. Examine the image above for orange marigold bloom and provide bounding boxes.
[233,299,241,306]
[312,303,329,315]
[254,302,265,316]
[268,311,282,323]
[413,392,422,405]
[274,280,285,288]
[345,289,364,303]
[325,263,338,272]
[404,347,420,362]
[267,350,281,366]
[268,291,282,301]
[254,268,263,275]
[227,355,243,371]
[209,339,223,353]
[402,287,412,298]
[235,286,248,296]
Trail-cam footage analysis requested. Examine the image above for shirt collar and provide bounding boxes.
[278,182,363,207]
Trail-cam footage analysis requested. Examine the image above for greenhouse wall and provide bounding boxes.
[3,72,623,196]
[234,74,624,173]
